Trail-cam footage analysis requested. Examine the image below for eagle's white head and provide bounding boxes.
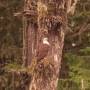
[43,38,50,45]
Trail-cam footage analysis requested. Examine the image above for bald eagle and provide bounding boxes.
[36,38,50,61]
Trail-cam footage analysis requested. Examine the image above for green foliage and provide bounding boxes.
[59,0,90,89]
[57,79,81,90]
[80,47,90,55]
[58,50,90,90]
[4,63,22,71]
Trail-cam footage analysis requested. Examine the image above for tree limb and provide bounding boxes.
[67,0,78,15]
[69,23,90,38]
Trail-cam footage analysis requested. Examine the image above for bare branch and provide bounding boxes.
[67,0,78,15]
[70,23,90,38]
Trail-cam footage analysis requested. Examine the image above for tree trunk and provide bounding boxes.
[23,0,77,90]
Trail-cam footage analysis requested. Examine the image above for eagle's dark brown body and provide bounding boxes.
[36,43,50,61]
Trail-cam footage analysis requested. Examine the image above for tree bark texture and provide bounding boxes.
[23,0,77,90]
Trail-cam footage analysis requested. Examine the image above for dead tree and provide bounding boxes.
[22,0,78,90]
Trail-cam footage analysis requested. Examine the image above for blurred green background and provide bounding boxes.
[0,0,90,90]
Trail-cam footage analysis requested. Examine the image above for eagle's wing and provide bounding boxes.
[36,44,50,61]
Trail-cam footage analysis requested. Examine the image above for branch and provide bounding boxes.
[67,0,78,15]
[70,23,90,38]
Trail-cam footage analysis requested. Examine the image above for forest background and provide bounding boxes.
[0,0,90,90]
